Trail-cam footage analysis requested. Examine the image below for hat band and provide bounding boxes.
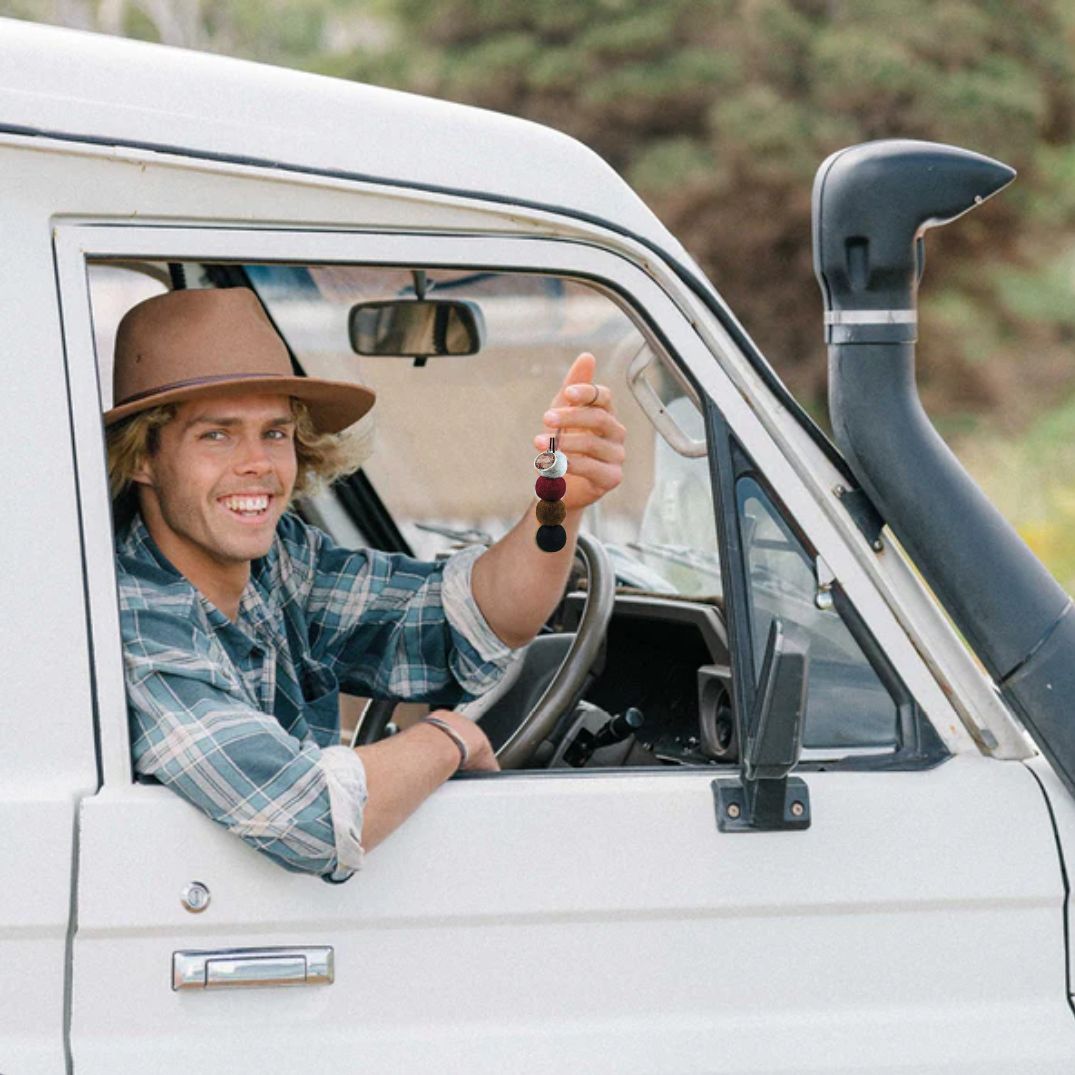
[117,371,288,407]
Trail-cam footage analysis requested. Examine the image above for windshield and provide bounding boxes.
[245,263,721,599]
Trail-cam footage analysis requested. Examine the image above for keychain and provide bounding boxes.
[534,433,568,552]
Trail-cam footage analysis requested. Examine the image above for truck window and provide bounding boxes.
[88,262,169,396]
[88,257,913,769]
[737,476,899,752]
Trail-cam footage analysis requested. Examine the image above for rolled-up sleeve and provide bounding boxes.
[440,542,526,696]
[123,605,366,880]
[317,745,368,876]
[297,521,527,705]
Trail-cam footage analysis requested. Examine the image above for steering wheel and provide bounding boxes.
[352,532,616,769]
[490,532,615,768]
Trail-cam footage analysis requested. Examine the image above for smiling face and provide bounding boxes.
[132,392,298,576]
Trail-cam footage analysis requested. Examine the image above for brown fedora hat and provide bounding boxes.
[103,287,376,433]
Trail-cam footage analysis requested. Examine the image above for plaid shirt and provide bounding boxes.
[116,510,523,882]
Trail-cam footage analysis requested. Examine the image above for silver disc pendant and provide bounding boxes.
[534,450,568,479]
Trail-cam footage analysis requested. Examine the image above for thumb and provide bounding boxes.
[552,351,596,407]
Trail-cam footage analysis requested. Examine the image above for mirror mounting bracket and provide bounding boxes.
[712,775,811,832]
[833,484,885,550]
[712,618,812,833]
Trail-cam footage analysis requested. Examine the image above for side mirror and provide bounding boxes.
[348,299,485,360]
[713,619,812,832]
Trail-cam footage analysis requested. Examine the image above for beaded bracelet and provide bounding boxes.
[534,433,568,553]
[417,715,469,771]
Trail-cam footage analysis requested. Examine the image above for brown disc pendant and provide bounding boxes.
[535,498,567,525]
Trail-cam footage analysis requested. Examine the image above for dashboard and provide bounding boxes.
[562,591,736,768]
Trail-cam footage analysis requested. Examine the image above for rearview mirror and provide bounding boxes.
[347,299,485,358]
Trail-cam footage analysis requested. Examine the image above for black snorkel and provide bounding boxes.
[813,139,1075,795]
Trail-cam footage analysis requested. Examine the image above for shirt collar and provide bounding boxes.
[118,511,285,648]
[117,511,176,575]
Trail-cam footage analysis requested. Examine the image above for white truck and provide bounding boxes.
[2,16,1074,1075]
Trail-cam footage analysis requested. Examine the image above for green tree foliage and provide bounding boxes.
[1,0,346,62]
[7,0,1075,423]
[319,0,1075,422]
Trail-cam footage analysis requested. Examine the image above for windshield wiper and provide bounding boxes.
[415,521,494,545]
[627,540,722,578]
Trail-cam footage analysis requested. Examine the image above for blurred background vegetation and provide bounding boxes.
[5,0,1075,590]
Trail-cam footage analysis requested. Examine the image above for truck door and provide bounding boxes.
[58,223,1075,1073]
[0,210,100,1075]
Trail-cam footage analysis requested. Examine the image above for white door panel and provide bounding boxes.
[72,756,1073,1073]
[0,797,76,1074]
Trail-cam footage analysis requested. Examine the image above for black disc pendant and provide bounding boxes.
[535,524,567,553]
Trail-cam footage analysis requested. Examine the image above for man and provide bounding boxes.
[104,287,626,882]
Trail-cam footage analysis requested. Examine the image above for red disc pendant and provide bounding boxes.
[535,476,566,501]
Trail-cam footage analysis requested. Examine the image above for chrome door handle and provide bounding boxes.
[172,946,334,991]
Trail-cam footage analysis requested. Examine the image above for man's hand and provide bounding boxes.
[469,351,627,649]
[534,351,626,513]
[426,709,500,772]
[353,707,499,852]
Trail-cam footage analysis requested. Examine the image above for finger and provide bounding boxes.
[560,351,595,388]
[533,430,626,465]
[558,455,623,492]
[552,352,597,408]
[542,405,627,442]
[532,432,626,467]
[564,382,612,410]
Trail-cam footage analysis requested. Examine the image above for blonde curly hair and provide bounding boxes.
[106,397,374,505]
